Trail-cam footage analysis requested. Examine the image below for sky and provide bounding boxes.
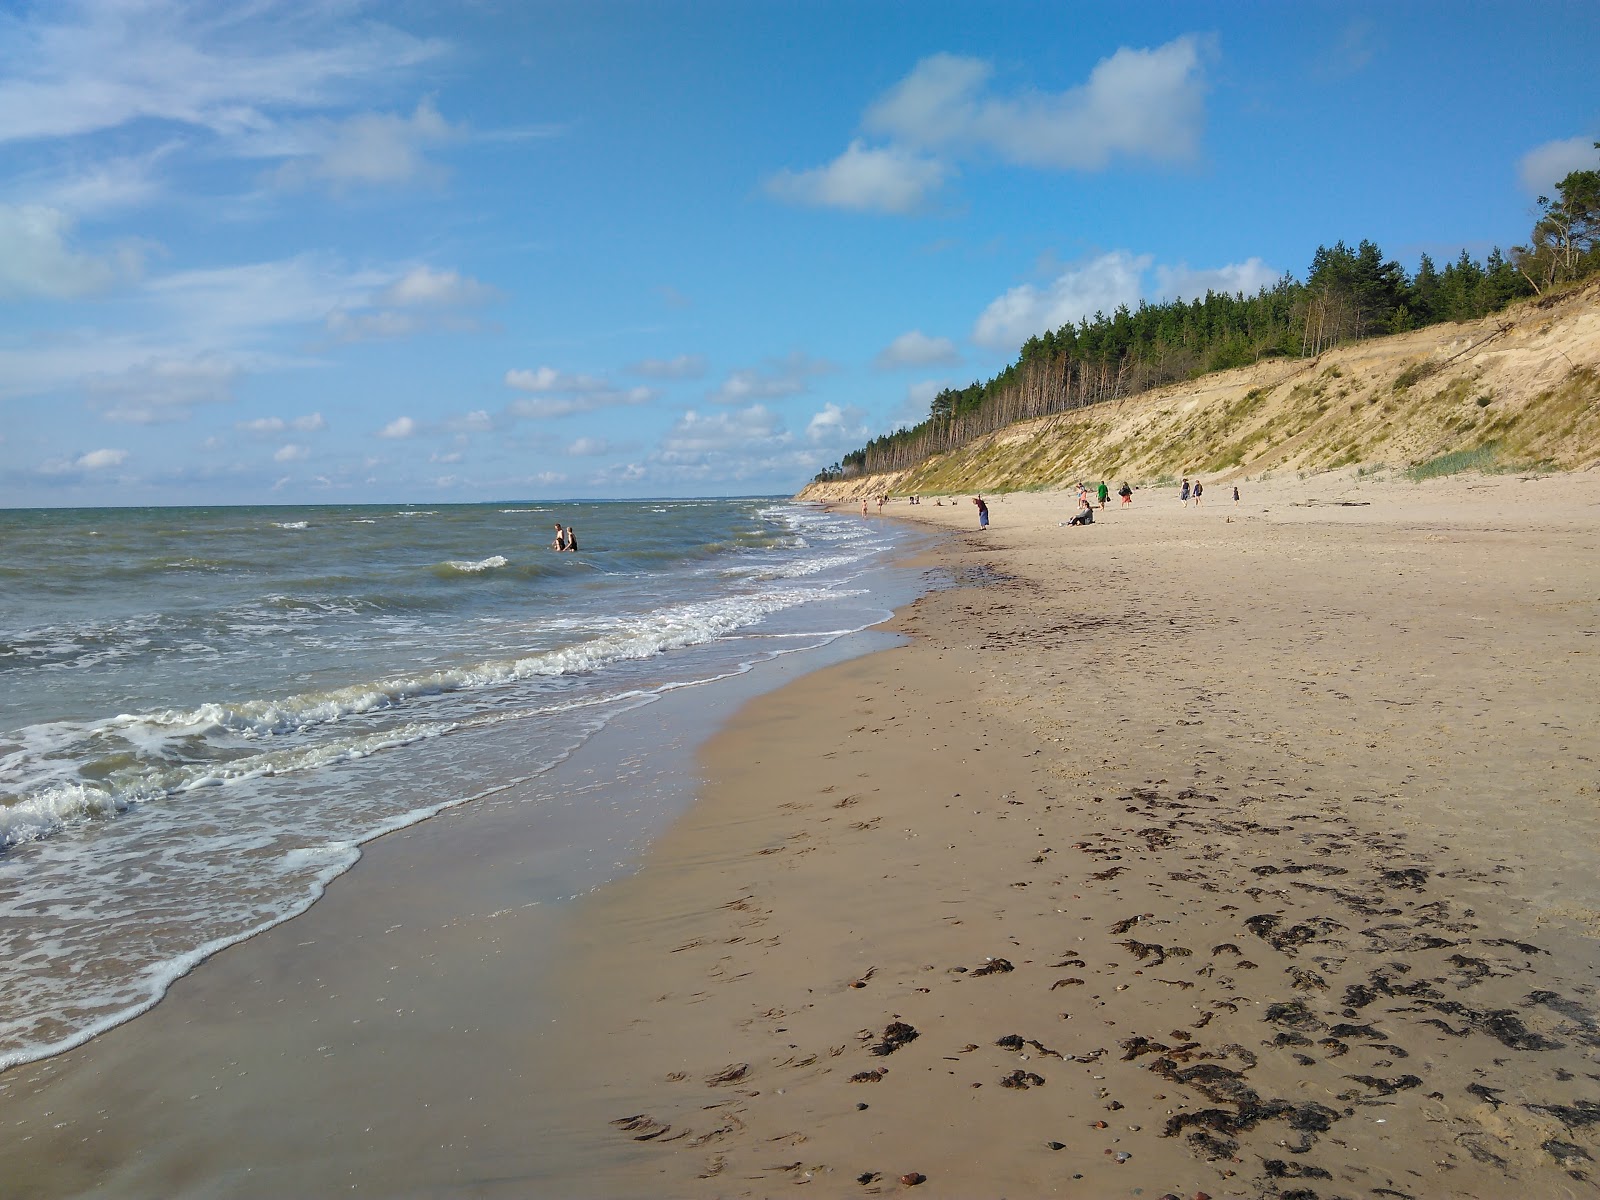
[2,1,1597,508]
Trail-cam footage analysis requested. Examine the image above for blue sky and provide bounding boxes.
[3,1,1597,507]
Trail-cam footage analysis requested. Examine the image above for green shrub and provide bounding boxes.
[1404,443,1499,482]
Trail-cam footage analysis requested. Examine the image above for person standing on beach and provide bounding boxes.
[973,496,989,528]
[1097,481,1109,509]
[861,497,869,516]
[1233,485,1241,506]
[1193,480,1204,506]
[1119,482,1133,505]
[1180,479,1191,505]
[551,523,565,550]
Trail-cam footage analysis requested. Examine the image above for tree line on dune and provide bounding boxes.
[816,156,1600,482]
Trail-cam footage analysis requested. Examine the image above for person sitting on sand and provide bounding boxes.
[562,525,579,551]
[551,523,565,550]
[973,496,989,528]
[1067,505,1094,526]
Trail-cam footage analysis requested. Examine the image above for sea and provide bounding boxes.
[0,498,926,1074]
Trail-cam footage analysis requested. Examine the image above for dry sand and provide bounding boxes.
[541,471,1600,1199]
[2,470,1599,1199]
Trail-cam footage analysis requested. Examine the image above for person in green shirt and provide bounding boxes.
[1097,481,1109,509]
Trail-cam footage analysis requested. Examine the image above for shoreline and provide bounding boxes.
[0,551,928,1199]
[3,471,1599,1197]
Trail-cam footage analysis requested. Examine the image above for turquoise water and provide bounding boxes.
[0,499,921,1070]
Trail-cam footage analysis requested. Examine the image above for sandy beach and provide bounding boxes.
[4,470,1600,1198]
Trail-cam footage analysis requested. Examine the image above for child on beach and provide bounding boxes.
[973,497,989,528]
[1233,485,1240,506]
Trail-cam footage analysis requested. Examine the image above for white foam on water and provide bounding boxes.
[272,521,309,530]
[440,555,509,574]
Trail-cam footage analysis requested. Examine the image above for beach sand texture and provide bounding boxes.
[3,471,1599,1198]
[543,473,1600,1198]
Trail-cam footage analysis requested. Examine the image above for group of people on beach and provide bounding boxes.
[550,523,579,551]
[1179,478,1241,506]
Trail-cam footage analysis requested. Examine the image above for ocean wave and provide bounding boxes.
[272,521,310,530]
[436,555,510,576]
[27,587,835,756]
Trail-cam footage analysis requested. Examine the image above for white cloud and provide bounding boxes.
[429,451,461,464]
[659,405,788,461]
[1154,257,1279,303]
[629,354,707,380]
[535,471,568,486]
[504,365,654,417]
[378,265,497,308]
[566,436,612,457]
[765,140,947,214]
[76,447,126,470]
[378,416,416,439]
[269,99,460,191]
[505,365,608,393]
[41,447,128,475]
[325,310,425,342]
[865,39,1209,171]
[973,251,1150,349]
[874,329,960,369]
[0,204,140,298]
[86,354,240,422]
[238,412,322,435]
[707,352,834,404]
[1519,136,1600,196]
[893,378,951,429]
[273,443,308,462]
[0,3,445,144]
[805,402,869,446]
[508,390,652,419]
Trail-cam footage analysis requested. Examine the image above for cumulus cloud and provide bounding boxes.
[0,204,141,298]
[237,412,326,435]
[629,354,708,380]
[874,330,960,369]
[377,416,417,439]
[1154,257,1279,302]
[805,402,869,446]
[326,264,498,343]
[765,140,947,214]
[973,251,1150,349]
[505,366,607,393]
[1519,136,1600,196]
[378,265,498,308]
[707,352,834,405]
[503,365,655,418]
[768,37,1210,214]
[865,39,1209,170]
[86,354,240,422]
[41,447,128,475]
[273,443,309,462]
[658,405,788,462]
[565,436,612,457]
[269,99,460,191]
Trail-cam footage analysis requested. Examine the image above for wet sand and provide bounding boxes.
[540,472,1600,1198]
[3,471,1599,1199]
